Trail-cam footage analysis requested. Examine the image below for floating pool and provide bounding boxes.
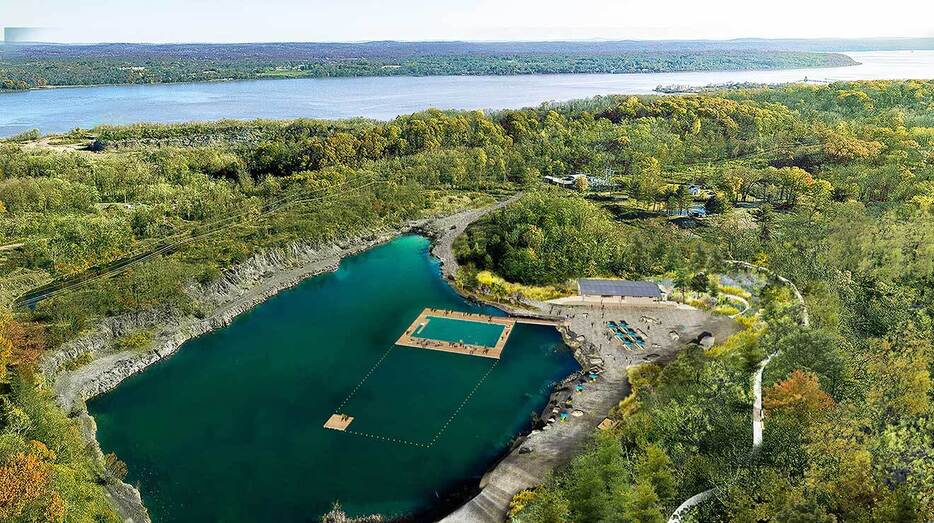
[413,316,506,348]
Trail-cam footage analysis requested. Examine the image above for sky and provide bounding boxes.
[1,0,932,43]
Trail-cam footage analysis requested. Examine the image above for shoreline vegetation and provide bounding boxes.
[1,79,933,521]
[0,40,862,91]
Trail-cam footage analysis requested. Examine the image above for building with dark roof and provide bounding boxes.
[577,279,664,304]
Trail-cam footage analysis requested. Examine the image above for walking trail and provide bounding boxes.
[667,261,809,523]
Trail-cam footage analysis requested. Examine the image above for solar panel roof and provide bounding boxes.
[578,279,661,298]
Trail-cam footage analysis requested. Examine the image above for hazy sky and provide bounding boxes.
[2,0,932,43]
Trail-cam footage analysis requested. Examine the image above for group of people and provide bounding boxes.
[411,336,491,354]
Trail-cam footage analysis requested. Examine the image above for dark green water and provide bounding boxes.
[413,316,505,347]
[89,235,578,522]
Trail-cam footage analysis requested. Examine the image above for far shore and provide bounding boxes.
[0,55,863,97]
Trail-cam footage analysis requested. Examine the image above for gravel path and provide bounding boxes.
[430,192,523,281]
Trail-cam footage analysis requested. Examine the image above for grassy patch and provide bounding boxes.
[718,284,752,299]
[473,270,572,302]
[712,304,741,317]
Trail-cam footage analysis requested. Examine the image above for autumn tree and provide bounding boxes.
[0,309,11,384]
[764,369,835,418]
[0,452,63,522]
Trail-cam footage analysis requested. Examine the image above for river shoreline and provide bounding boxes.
[0,55,859,97]
[13,50,932,139]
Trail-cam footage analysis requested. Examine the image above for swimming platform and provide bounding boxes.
[323,414,354,431]
[324,308,564,434]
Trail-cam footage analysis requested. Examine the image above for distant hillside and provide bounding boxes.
[3,37,933,58]
[0,39,873,91]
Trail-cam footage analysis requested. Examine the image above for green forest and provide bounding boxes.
[1,79,933,521]
[0,42,856,90]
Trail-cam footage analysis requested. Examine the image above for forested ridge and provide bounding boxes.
[0,41,857,91]
[1,79,933,521]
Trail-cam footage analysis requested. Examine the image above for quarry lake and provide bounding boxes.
[88,235,579,522]
[2,50,933,137]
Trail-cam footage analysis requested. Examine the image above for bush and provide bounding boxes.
[114,330,153,352]
[713,304,740,316]
[3,129,41,143]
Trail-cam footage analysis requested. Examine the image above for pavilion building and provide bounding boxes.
[577,279,665,305]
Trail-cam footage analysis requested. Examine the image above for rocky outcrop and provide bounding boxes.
[43,229,407,415]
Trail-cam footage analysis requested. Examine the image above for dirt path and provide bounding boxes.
[20,136,93,152]
[723,294,751,318]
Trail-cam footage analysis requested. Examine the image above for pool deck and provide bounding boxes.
[323,414,354,431]
[396,308,517,359]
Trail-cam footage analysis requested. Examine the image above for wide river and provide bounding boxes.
[3,50,933,137]
[89,235,579,522]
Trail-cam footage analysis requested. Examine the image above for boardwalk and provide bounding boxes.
[396,308,515,359]
[668,261,809,523]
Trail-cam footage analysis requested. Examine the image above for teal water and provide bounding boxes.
[88,235,578,522]
[413,316,505,347]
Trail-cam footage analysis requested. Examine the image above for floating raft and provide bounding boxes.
[323,414,354,431]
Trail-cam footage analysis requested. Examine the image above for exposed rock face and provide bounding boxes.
[321,504,384,523]
[44,230,404,415]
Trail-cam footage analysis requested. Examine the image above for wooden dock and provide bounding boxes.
[396,308,515,359]
[324,414,354,431]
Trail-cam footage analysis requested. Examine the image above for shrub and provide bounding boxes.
[114,330,154,352]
